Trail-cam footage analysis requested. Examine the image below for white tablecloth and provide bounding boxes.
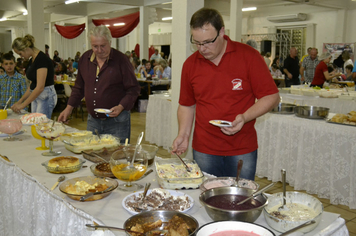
[280,93,356,113]
[0,112,349,236]
[256,112,356,209]
[145,94,172,150]
[137,78,171,86]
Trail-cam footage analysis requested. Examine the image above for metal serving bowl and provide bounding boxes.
[263,191,323,233]
[294,105,329,119]
[123,210,199,236]
[199,186,268,222]
[270,103,296,114]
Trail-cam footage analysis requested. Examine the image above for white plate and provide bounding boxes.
[0,130,24,137]
[94,108,112,114]
[122,189,194,215]
[209,120,232,127]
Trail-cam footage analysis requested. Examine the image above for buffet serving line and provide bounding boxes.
[0,112,349,236]
[279,93,356,114]
[255,112,356,209]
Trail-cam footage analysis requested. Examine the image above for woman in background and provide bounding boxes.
[310,52,341,88]
[11,34,56,119]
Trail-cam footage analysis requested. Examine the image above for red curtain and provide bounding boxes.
[92,12,139,38]
[55,23,86,39]
[149,46,155,59]
[134,44,140,58]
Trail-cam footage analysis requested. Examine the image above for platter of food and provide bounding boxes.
[155,157,205,190]
[122,188,194,215]
[90,162,115,178]
[42,156,85,174]
[59,176,118,201]
[326,111,356,127]
[63,134,121,153]
[20,113,49,125]
[82,146,124,163]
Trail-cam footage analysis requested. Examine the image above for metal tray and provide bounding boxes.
[326,119,356,127]
[294,106,329,119]
[270,103,296,114]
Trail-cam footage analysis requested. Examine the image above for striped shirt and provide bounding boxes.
[0,71,28,110]
[301,56,320,83]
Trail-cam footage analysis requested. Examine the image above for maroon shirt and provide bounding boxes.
[68,48,140,119]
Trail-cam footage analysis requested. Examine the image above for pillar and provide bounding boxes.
[230,0,243,42]
[27,0,45,51]
[139,6,150,60]
[170,0,204,159]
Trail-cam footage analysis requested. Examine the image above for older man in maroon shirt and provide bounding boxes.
[58,25,140,143]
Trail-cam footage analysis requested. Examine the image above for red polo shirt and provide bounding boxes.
[179,35,278,156]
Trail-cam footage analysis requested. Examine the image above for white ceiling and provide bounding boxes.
[0,0,355,32]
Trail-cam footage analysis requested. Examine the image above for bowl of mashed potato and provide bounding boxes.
[263,191,323,233]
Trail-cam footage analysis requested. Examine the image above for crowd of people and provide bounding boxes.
[257,46,356,88]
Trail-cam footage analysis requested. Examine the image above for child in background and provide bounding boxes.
[140,61,154,79]
[0,52,28,110]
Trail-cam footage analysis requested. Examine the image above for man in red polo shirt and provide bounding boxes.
[171,8,279,180]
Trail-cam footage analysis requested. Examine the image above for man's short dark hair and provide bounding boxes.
[45,44,49,49]
[190,8,224,32]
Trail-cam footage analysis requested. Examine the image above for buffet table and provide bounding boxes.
[280,93,356,114]
[137,78,171,95]
[0,112,349,236]
[145,94,172,150]
[255,112,356,209]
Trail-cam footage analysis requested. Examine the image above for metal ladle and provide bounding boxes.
[278,169,289,211]
[233,159,243,186]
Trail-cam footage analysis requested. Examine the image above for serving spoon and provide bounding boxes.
[86,224,145,235]
[278,169,289,211]
[51,175,65,191]
[236,182,275,205]
[123,132,143,171]
[233,160,243,186]
[3,96,12,110]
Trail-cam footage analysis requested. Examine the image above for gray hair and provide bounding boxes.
[89,25,112,44]
[158,59,168,68]
[246,39,258,50]
[319,52,332,61]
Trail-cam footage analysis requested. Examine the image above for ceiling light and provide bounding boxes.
[242,7,257,12]
[105,24,110,27]
[0,17,7,21]
[113,23,125,26]
[162,17,172,21]
[65,0,79,4]
[162,1,172,4]
[23,10,28,15]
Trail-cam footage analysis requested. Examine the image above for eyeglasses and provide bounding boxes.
[190,32,219,47]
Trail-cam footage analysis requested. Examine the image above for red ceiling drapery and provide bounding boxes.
[134,44,140,58]
[149,46,155,59]
[92,12,139,38]
[55,23,86,39]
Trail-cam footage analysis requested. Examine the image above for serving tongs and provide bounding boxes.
[169,147,192,172]
[236,182,275,205]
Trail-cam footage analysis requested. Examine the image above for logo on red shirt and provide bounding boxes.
[232,79,243,90]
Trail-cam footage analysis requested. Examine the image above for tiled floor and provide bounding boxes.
[54,109,356,235]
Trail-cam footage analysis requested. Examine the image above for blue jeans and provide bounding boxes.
[87,110,131,144]
[31,85,57,119]
[193,149,258,180]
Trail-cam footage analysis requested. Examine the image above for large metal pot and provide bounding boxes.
[199,186,267,222]
[263,191,323,233]
[294,106,329,119]
[270,103,296,114]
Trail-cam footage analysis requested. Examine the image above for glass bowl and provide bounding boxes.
[64,134,120,154]
[90,162,115,178]
[42,157,85,174]
[59,176,118,201]
[200,177,259,192]
[155,157,205,190]
[124,144,158,166]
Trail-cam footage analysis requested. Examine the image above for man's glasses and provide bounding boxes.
[190,32,219,47]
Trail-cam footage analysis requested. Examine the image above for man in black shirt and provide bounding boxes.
[283,47,300,87]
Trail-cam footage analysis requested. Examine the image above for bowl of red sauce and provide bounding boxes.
[195,221,275,236]
[199,186,268,222]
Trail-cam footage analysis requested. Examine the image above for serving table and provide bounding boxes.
[256,112,356,209]
[0,112,349,236]
[145,94,172,150]
[137,78,171,95]
[280,93,356,114]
